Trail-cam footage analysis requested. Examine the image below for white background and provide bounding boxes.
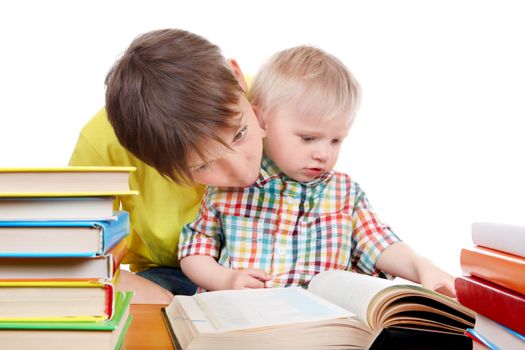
[1,1,524,276]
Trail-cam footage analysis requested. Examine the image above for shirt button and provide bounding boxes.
[277,247,286,256]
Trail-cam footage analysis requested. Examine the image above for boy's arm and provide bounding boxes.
[180,255,270,291]
[178,189,270,291]
[376,242,456,297]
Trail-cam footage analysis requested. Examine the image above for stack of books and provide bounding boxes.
[455,222,525,350]
[0,167,138,350]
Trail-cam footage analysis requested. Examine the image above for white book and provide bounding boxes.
[0,197,115,221]
[474,314,525,350]
[472,222,525,258]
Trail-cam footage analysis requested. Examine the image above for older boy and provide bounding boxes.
[179,46,456,296]
[69,29,266,302]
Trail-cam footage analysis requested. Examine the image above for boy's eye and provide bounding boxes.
[232,125,248,142]
[331,138,341,144]
[301,135,316,142]
[194,162,211,173]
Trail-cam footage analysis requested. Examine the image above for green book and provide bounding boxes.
[0,291,133,350]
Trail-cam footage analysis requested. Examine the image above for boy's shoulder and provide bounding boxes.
[329,170,360,188]
[79,108,116,140]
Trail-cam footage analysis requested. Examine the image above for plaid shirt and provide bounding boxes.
[179,156,401,289]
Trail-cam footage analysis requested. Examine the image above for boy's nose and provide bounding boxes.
[312,147,330,162]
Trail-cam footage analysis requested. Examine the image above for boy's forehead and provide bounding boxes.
[274,103,352,127]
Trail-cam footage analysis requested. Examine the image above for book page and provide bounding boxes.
[179,287,354,333]
[308,270,403,326]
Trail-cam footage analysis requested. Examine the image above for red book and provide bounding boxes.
[455,276,525,335]
[461,246,525,295]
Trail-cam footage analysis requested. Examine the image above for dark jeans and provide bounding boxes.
[137,266,197,295]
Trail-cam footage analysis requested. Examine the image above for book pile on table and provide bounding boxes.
[455,222,525,350]
[0,167,138,350]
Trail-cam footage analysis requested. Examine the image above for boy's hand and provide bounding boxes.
[227,268,272,289]
[377,242,457,297]
[417,259,457,297]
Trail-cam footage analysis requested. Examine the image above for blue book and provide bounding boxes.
[467,314,525,350]
[0,211,130,258]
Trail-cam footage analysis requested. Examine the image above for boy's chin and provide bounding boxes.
[284,172,314,183]
[237,171,261,188]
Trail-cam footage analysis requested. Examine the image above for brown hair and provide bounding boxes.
[105,29,242,184]
[250,45,361,126]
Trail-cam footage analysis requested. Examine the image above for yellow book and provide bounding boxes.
[0,277,118,322]
[0,167,138,197]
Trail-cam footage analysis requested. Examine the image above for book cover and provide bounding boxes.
[455,275,525,335]
[461,245,525,295]
[0,280,115,321]
[0,196,116,221]
[472,222,525,258]
[0,238,127,280]
[0,166,139,197]
[0,291,133,350]
[0,210,130,257]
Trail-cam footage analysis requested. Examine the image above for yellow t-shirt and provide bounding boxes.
[69,108,205,272]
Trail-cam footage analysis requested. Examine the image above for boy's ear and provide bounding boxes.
[227,59,247,92]
[252,104,268,131]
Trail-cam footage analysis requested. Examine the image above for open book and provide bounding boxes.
[161,270,475,350]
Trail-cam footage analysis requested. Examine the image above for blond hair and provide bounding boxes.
[249,46,361,125]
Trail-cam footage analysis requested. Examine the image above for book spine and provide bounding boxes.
[99,211,130,254]
[472,222,525,258]
[460,246,525,295]
[455,276,525,335]
[105,283,115,319]
[107,238,128,275]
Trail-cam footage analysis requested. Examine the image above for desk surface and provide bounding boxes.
[122,304,174,350]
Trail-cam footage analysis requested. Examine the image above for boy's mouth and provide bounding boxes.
[304,167,323,176]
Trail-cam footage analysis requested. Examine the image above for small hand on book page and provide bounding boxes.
[377,242,457,298]
[227,268,272,289]
[418,263,457,298]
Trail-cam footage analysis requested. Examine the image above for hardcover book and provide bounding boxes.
[472,222,525,258]
[0,238,127,280]
[460,245,525,295]
[0,196,116,221]
[455,275,525,335]
[162,270,475,350]
[0,211,130,257]
[0,291,133,350]
[0,166,138,197]
[0,279,116,321]
[466,314,525,350]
